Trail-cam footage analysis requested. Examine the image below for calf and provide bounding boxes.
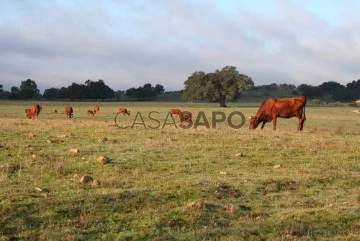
[169,108,181,116]
[179,112,192,123]
[92,105,100,114]
[87,110,95,116]
[116,107,130,116]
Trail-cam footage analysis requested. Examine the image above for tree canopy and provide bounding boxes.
[125,83,165,100]
[182,66,254,107]
[42,80,115,100]
[9,79,40,100]
[296,80,360,101]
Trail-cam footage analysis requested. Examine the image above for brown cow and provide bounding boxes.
[116,107,130,116]
[169,108,181,116]
[25,108,34,119]
[87,110,95,116]
[249,96,306,131]
[25,104,42,119]
[65,105,73,118]
[179,112,192,123]
[92,105,100,114]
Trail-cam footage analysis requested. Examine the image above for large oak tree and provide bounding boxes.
[182,66,254,107]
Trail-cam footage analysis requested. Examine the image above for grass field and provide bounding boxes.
[0,101,359,240]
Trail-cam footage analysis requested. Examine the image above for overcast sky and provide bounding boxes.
[1,0,360,93]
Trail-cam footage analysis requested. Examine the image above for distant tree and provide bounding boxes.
[125,83,162,100]
[43,88,60,100]
[182,66,253,107]
[115,90,125,101]
[318,81,344,96]
[84,79,115,100]
[67,83,86,100]
[346,79,360,100]
[296,84,323,99]
[182,71,207,102]
[19,79,39,99]
[278,84,296,92]
[9,86,20,99]
[2,91,10,99]
[125,87,139,98]
[346,79,360,90]
[58,87,68,100]
[154,84,165,94]
[332,88,352,101]
[0,84,3,98]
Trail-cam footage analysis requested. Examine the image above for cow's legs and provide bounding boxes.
[260,121,266,129]
[296,114,305,131]
[298,117,305,131]
[272,116,277,130]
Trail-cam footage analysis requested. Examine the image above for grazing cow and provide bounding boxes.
[249,96,306,131]
[25,108,34,119]
[169,108,182,116]
[32,104,42,117]
[116,107,130,116]
[65,105,73,118]
[87,110,95,116]
[25,104,42,119]
[179,112,192,123]
[92,105,100,114]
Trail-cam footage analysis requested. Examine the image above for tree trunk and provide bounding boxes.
[219,96,227,107]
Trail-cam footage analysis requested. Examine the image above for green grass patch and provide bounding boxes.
[0,101,359,240]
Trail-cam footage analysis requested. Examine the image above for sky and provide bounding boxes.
[1,0,360,93]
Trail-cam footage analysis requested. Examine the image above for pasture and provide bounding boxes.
[0,101,359,240]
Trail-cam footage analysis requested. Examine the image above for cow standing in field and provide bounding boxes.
[65,105,73,118]
[249,96,306,131]
[169,108,181,116]
[179,112,192,124]
[87,110,95,116]
[25,104,42,119]
[116,107,130,116]
[92,105,100,114]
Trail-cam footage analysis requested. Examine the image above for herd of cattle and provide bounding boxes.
[24,96,308,130]
[24,104,193,124]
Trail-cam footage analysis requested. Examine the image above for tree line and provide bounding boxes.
[0,79,165,101]
[1,68,359,104]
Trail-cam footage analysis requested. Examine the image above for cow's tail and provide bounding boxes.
[302,100,306,121]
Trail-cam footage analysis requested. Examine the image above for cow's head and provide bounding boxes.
[249,116,260,129]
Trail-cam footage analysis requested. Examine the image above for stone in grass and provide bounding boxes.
[97,156,109,164]
[294,169,304,174]
[273,164,282,169]
[79,175,93,183]
[186,201,203,209]
[92,179,101,186]
[47,139,58,144]
[235,152,245,157]
[24,132,36,138]
[98,136,108,143]
[34,187,49,192]
[69,148,80,153]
